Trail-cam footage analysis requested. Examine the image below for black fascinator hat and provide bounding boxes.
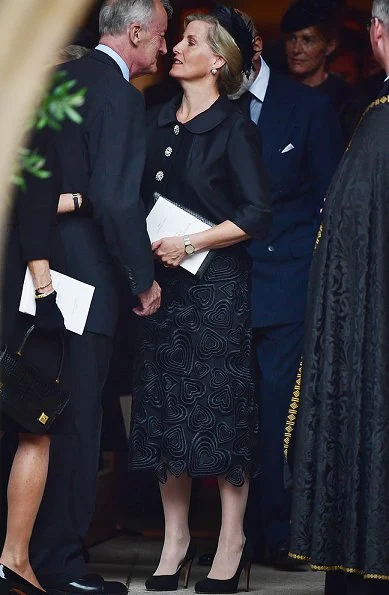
[281,0,341,34]
[210,5,255,78]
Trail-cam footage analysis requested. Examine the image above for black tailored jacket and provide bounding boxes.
[142,93,271,240]
[54,50,154,336]
[2,129,66,345]
[238,71,343,326]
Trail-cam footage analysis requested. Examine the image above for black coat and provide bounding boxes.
[56,50,154,336]
[289,80,389,579]
[2,128,66,346]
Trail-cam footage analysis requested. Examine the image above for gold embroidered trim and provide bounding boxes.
[314,223,323,250]
[288,553,389,581]
[283,222,323,461]
[283,360,303,459]
[346,95,389,152]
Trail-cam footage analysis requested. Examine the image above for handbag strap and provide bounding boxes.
[16,325,66,384]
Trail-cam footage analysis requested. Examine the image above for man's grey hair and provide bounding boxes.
[372,0,389,28]
[99,0,173,36]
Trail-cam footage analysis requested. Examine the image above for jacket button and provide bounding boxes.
[155,171,164,182]
[165,147,173,157]
[174,125,180,135]
[267,245,275,252]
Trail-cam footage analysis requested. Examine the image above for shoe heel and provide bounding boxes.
[183,557,194,589]
[243,562,251,592]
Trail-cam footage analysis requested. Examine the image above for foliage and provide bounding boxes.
[13,70,86,190]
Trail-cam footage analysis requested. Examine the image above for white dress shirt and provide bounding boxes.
[385,74,389,82]
[249,58,271,124]
[95,44,130,82]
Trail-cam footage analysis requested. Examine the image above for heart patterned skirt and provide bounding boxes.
[129,245,258,486]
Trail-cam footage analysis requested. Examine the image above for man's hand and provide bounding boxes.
[132,281,161,317]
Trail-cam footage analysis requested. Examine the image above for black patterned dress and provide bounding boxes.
[129,94,271,486]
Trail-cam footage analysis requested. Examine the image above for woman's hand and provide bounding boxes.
[57,193,83,215]
[152,236,187,268]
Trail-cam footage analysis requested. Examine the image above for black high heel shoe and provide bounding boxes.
[195,540,252,594]
[145,540,196,591]
[0,563,46,594]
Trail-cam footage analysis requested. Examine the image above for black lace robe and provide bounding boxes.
[289,81,389,581]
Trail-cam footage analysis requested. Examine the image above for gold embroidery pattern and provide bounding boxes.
[283,360,302,459]
[283,222,323,461]
[288,553,389,581]
[314,224,323,250]
[346,95,389,152]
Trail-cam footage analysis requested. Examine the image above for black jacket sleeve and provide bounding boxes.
[227,117,272,239]
[16,128,60,263]
[86,88,154,296]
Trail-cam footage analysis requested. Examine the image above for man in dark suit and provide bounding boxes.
[26,1,172,593]
[237,16,344,569]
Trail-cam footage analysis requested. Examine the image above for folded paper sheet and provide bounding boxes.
[20,269,95,335]
[147,194,212,275]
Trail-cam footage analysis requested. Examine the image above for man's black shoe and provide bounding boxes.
[50,574,128,595]
[197,551,216,566]
[268,546,308,571]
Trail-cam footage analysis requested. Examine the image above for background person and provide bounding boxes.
[282,0,367,143]
[0,129,67,595]
[129,7,271,593]
[234,8,343,571]
[289,1,389,593]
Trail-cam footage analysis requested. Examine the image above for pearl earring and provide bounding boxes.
[211,68,217,75]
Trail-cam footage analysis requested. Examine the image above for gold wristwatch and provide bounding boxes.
[183,235,195,255]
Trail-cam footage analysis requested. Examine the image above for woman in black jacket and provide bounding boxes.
[129,7,271,594]
[0,129,67,594]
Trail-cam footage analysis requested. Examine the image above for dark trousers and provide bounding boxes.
[325,572,388,594]
[29,331,113,587]
[245,322,304,550]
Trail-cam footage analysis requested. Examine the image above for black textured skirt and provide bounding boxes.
[129,246,258,487]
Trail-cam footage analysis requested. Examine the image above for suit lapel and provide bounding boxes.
[257,71,296,159]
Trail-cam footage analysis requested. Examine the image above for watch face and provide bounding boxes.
[185,244,195,255]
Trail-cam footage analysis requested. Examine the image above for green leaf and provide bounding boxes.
[13,70,86,187]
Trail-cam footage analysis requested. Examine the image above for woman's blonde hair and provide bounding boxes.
[184,13,244,95]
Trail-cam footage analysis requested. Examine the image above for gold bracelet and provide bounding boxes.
[34,278,52,292]
[35,289,55,300]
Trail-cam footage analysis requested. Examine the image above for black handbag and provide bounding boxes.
[0,325,69,433]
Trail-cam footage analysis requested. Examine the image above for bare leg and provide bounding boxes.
[0,433,50,590]
[208,476,249,580]
[154,473,192,576]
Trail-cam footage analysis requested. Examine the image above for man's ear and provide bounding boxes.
[253,35,263,54]
[375,18,385,42]
[128,22,142,46]
[325,38,338,58]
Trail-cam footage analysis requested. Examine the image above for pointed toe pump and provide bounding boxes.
[145,541,196,591]
[194,540,252,594]
[0,564,47,595]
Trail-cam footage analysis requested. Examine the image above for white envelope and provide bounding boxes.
[281,143,295,153]
[19,269,95,335]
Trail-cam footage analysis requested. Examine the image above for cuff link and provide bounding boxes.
[156,171,164,182]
